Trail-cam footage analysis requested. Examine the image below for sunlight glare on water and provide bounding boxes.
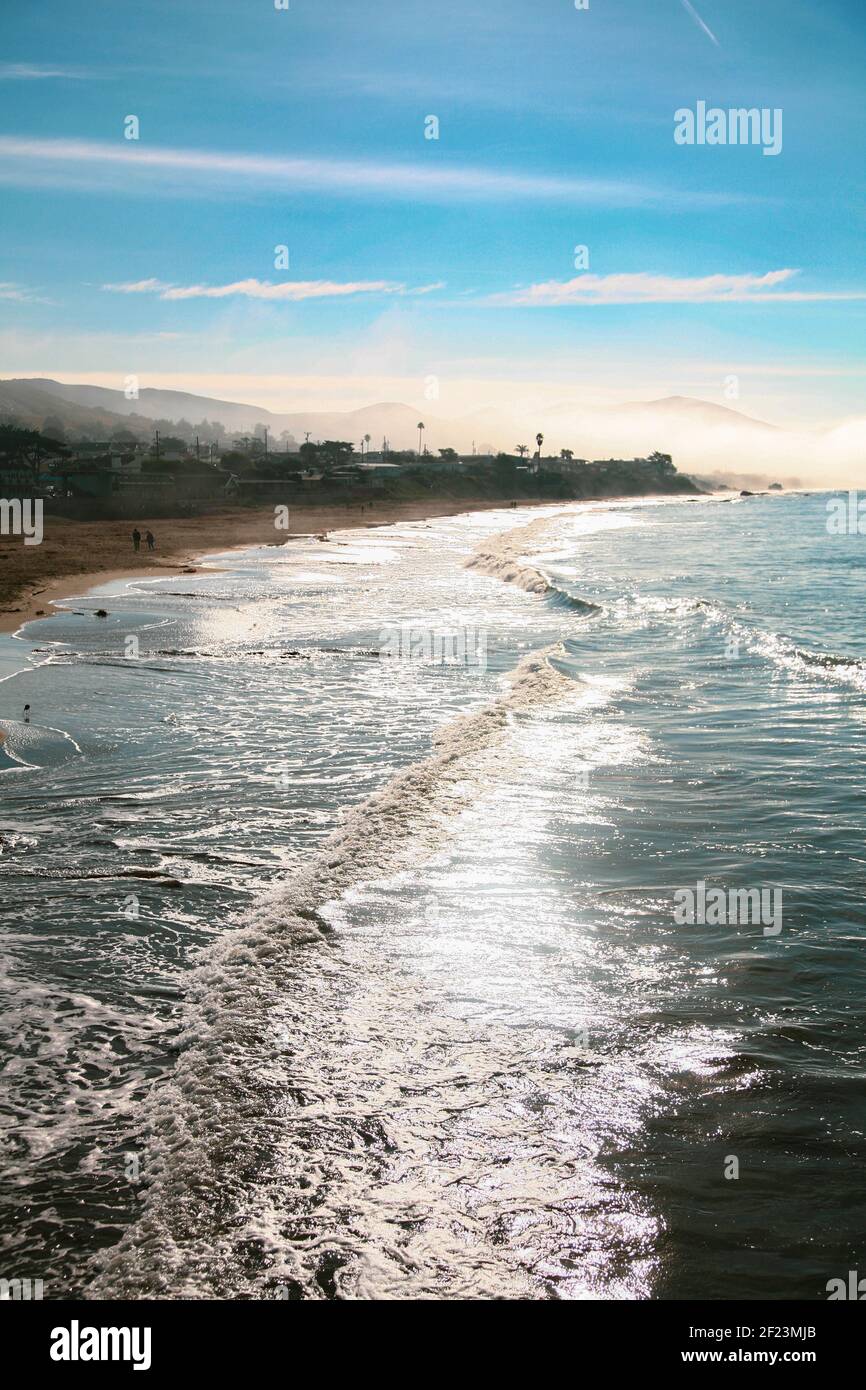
[2,493,865,1300]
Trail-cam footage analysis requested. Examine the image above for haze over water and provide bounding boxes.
[1,490,865,1299]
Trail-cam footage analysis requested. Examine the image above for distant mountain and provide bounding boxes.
[0,377,298,437]
[615,395,780,433]
[0,378,447,451]
[563,394,792,479]
[0,378,147,436]
[0,379,783,447]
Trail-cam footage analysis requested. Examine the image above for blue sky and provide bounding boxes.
[1,0,864,425]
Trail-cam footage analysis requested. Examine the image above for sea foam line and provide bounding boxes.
[465,514,601,612]
[85,640,576,1299]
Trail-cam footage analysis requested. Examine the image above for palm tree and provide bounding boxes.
[364,433,371,459]
[535,432,544,459]
[417,421,425,456]
[516,444,529,459]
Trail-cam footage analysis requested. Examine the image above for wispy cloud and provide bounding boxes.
[679,0,720,47]
[103,277,442,302]
[0,63,93,80]
[0,136,750,209]
[489,270,866,306]
[104,278,169,295]
[0,281,44,302]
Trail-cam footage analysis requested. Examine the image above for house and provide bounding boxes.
[327,469,364,484]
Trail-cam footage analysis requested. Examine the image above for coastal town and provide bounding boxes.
[0,417,688,511]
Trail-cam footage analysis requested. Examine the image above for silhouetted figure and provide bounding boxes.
[23,704,30,724]
[132,528,141,552]
[145,530,155,551]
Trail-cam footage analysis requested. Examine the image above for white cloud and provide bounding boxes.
[102,278,437,302]
[490,270,866,306]
[0,64,92,80]
[0,281,42,302]
[0,136,751,208]
[103,278,171,295]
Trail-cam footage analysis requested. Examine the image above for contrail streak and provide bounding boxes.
[680,0,720,46]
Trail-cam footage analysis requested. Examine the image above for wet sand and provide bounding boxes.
[0,497,529,633]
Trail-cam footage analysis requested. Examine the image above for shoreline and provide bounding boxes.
[0,496,544,635]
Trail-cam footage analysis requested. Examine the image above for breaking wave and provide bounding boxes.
[684,604,866,694]
[615,589,866,695]
[466,515,601,614]
[777,641,866,691]
[85,645,578,1299]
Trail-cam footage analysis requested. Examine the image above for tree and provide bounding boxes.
[438,447,458,460]
[516,444,529,459]
[535,432,544,458]
[299,441,322,468]
[560,448,574,462]
[363,433,371,458]
[154,436,188,455]
[0,424,68,488]
[417,421,425,456]
[193,417,224,445]
[320,440,356,470]
[234,435,264,457]
[648,450,674,473]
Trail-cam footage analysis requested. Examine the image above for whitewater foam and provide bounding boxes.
[466,514,601,613]
[84,642,578,1299]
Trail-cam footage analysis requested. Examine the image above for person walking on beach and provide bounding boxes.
[132,528,141,552]
[145,530,155,551]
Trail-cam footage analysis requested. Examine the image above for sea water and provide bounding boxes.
[1,490,864,1300]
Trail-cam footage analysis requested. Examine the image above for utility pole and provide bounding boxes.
[154,429,160,459]
[195,435,200,460]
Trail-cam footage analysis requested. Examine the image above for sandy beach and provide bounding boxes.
[0,496,531,633]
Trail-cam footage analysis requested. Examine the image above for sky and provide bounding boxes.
[0,0,865,431]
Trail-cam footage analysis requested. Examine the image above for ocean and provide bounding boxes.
[1,489,864,1300]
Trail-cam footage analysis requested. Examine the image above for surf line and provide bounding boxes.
[465,515,601,612]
